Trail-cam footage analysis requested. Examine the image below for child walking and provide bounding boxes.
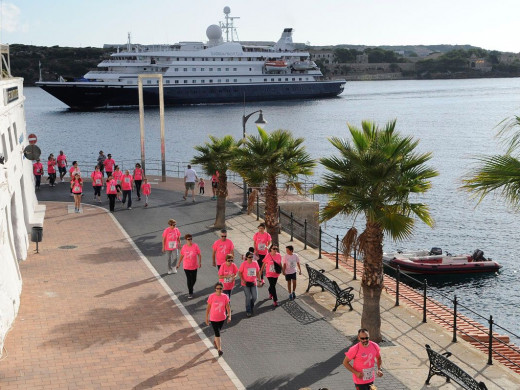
[198,177,205,194]
[142,178,151,207]
[282,245,301,300]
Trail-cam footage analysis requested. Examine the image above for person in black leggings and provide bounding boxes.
[205,282,231,357]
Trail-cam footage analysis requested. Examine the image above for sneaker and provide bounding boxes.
[292,292,296,300]
[273,301,278,307]
[218,350,223,357]
[138,197,141,201]
[269,294,273,300]
[167,270,172,275]
[145,203,148,207]
[289,293,293,301]
[188,294,193,299]
[246,312,252,318]
[127,207,132,210]
[172,268,177,274]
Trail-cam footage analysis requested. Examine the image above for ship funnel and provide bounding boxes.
[273,28,295,52]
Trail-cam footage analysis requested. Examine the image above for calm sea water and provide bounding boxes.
[24,79,520,341]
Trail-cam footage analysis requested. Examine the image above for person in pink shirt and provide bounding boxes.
[343,329,383,390]
[57,150,68,182]
[218,254,239,299]
[133,162,144,201]
[103,153,115,178]
[260,245,282,307]
[71,173,83,213]
[33,159,44,190]
[142,178,151,207]
[106,174,118,212]
[90,165,104,203]
[162,219,181,274]
[253,223,272,286]
[205,282,231,357]
[112,165,123,201]
[121,169,133,209]
[212,229,234,270]
[238,251,261,317]
[69,161,81,196]
[177,234,201,298]
[47,154,57,187]
[198,177,205,195]
[211,171,219,200]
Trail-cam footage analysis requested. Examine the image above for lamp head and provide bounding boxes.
[254,110,267,127]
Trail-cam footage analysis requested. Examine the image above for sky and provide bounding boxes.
[0,0,519,52]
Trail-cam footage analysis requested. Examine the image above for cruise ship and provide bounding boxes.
[36,7,346,109]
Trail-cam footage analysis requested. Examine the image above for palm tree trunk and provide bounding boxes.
[264,176,279,245]
[360,220,384,342]
[214,173,228,228]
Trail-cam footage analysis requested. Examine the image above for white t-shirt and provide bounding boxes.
[185,168,198,183]
[283,253,300,274]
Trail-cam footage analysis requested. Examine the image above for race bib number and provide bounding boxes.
[269,264,275,273]
[247,268,256,277]
[362,367,375,381]
[110,185,116,192]
[168,241,177,250]
[117,180,121,184]
[95,179,101,184]
[224,276,233,283]
[258,243,266,251]
[37,169,41,173]
[124,178,130,183]
[73,186,81,192]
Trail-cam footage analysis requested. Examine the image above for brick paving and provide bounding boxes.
[0,202,237,390]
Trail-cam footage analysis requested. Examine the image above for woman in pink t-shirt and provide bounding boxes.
[70,173,83,213]
[121,170,133,209]
[253,223,272,286]
[238,251,261,317]
[205,282,231,357]
[47,154,57,187]
[162,219,181,274]
[218,254,239,299]
[177,234,201,298]
[33,159,44,190]
[260,245,282,307]
[113,165,123,200]
[133,163,143,201]
[91,165,104,203]
[142,178,151,207]
[106,174,118,212]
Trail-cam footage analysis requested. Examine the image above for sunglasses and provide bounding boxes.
[226,259,233,262]
[215,287,223,290]
[221,235,227,238]
[247,256,253,259]
[271,248,278,251]
[186,238,192,240]
[359,337,369,341]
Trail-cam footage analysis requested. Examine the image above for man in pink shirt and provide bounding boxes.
[343,329,383,390]
[57,150,68,182]
[33,159,43,190]
[103,154,115,178]
[253,223,271,286]
[212,229,234,270]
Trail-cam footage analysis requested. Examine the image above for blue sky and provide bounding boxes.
[1,0,519,52]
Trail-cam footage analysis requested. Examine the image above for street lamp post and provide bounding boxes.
[241,109,266,211]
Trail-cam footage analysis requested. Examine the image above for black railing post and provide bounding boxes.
[318,226,322,259]
[290,212,294,241]
[395,265,400,306]
[488,315,494,365]
[353,248,357,280]
[423,279,428,323]
[304,219,307,249]
[453,295,458,343]
[256,192,259,221]
[335,235,339,269]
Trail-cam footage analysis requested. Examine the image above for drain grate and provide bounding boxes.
[58,245,77,249]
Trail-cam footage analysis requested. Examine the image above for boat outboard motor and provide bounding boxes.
[472,249,486,262]
[430,247,442,256]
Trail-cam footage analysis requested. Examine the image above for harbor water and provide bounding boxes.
[25,78,520,342]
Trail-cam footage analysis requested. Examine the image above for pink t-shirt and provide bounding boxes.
[71,179,83,194]
[57,154,67,168]
[345,341,381,385]
[212,239,234,266]
[121,174,133,190]
[91,171,103,187]
[264,253,282,278]
[69,166,80,177]
[253,231,272,255]
[47,160,56,174]
[218,262,239,290]
[134,168,143,180]
[142,183,151,195]
[207,293,229,322]
[113,170,123,184]
[162,227,180,251]
[238,261,260,286]
[103,158,115,172]
[33,162,43,175]
[181,243,201,270]
[106,179,118,194]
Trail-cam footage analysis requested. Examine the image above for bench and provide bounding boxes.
[425,344,488,389]
[305,264,354,312]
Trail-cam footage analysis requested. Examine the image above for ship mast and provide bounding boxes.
[220,6,240,42]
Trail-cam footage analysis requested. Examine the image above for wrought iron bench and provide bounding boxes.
[305,264,354,312]
[425,344,488,389]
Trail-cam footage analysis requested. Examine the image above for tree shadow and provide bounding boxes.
[95,276,162,297]
[143,328,201,354]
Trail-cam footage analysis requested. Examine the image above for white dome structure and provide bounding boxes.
[206,24,223,46]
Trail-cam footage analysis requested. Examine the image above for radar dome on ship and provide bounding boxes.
[206,24,222,40]
[223,6,231,14]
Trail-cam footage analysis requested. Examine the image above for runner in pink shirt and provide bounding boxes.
[253,223,271,286]
[90,165,104,203]
[212,229,234,270]
[205,282,231,357]
[142,178,151,207]
[103,154,115,178]
[57,150,68,182]
[238,251,261,317]
[211,171,219,200]
[177,234,201,298]
[33,159,43,190]
[218,254,239,299]
[260,245,282,307]
[133,163,144,201]
[106,174,118,212]
[162,219,181,274]
[71,173,83,213]
[343,329,383,389]
[121,170,133,209]
[69,161,81,196]
[47,154,57,187]
[112,166,123,201]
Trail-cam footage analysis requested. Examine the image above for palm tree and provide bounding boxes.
[312,120,438,341]
[233,128,316,245]
[192,135,241,228]
[462,115,520,208]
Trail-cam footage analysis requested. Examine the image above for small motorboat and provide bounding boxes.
[291,60,319,71]
[383,247,502,275]
[265,60,288,72]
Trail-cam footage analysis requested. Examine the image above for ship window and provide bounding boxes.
[218,79,221,82]
[226,68,229,71]
[292,78,295,81]
[278,78,281,81]
[147,80,152,84]
[221,58,224,61]
[209,68,213,71]
[217,68,221,71]
[175,80,179,84]
[234,79,237,82]
[209,80,213,83]
[233,68,237,71]
[174,68,179,71]
[184,80,188,83]
[250,79,252,82]
[249,68,252,71]
[271,78,274,81]
[192,68,196,71]
[184,68,188,71]
[201,80,205,83]
[285,78,288,81]
[166,80,170,84]
[192,80,196,83]
[201,68,205,71]
[192,58,195,61]
[264,78,267,82]
[226,79,229,82]
[299,78,302,81]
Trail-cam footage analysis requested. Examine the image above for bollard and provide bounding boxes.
[423,279,428,323]
[290,212,294,241]
[318,226,322,259]
[453,295,458,343]
[488,315,494,365]
[304,219,307,250]
[335,235,339,269]
[353,248,357,280]
[395,265,400,306]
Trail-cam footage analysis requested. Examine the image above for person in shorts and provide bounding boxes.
[211,171,219,200]
[183,164,198,202]
[57,150,68,182]
[343,329,383,390]
[282,245,301,301]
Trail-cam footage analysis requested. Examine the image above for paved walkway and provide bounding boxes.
[2,177,520,389]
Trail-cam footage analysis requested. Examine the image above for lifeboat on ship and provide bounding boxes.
[291,60,318,71]
[382,247,502,275]
[265,59,288,72]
